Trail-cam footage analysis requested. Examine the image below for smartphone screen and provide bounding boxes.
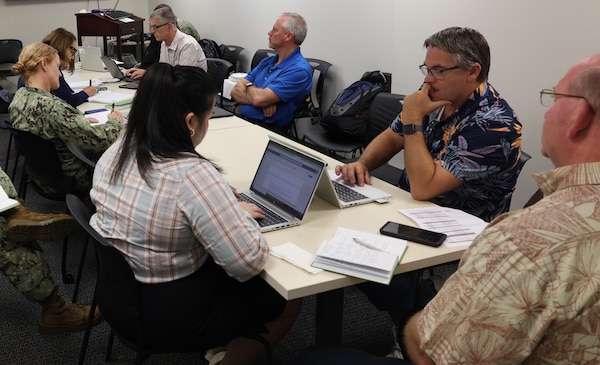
[379,221,447,247]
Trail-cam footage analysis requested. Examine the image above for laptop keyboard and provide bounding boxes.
[104,10,132,20]
[333,181,368,203]
[239,193,287,227]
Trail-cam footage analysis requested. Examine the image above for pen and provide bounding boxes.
[112,103,115,112]
[352,238,394,255]
[89,79,92,87]
[84,108,107,114]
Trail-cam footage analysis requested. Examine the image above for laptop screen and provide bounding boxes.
[250,140,325,219]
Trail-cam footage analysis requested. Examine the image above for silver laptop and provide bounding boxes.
[317,169,391,208]
[238,137,326,232]
[79,47,105,72]
[100,56,139,89]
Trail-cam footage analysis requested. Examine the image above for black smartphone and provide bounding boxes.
[379,221,447,248]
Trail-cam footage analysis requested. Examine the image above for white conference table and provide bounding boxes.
[68,68,467,345]
[197,121,466,345]
[66,67,244,130]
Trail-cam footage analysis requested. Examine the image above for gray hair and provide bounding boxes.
[570,66,600,119]
[281,12,308,46]
[150,6,177,24]
[424,27,490,83]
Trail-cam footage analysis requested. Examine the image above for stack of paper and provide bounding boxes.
[398,207,488,247]
[312,227,408,284]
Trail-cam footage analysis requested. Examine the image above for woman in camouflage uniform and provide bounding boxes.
[9,42,124,196]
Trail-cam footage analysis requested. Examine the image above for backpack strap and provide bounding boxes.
[310,68,321,109]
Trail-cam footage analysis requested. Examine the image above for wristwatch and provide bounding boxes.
[402,123,423,135]
[245,82,254,89]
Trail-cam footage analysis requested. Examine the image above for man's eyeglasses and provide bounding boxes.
[419,64,460,78]
[69,46,78,54]
[149,23,169,31]
[539,89,587,108]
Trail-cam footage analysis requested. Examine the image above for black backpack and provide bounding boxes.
[361,70,391,92]
[320,72,387,140]
[199,38,222,59]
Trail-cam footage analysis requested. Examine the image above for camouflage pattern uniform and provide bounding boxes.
[177,18,202,42]
[9,86,122,196]
[0,168,55,303]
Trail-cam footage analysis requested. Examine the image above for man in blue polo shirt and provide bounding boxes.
[231,12,312,131]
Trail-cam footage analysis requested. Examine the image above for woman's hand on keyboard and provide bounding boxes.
[240,202,266,219]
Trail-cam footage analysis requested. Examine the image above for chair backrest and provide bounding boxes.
[6,124,75,197]
[219,44,245,72]
[206,57,234,95]
[66,141,96,169]
[303,58,333,115]
[0,39,22,74]
[251,48,276,70]
[291,58,333,139]
[366,92,405,143]
[65,194,143,345]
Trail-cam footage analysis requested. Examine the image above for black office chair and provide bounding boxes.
[250,48,276,70]
[1,86,20,177]
[291,58,333,139]
[219,44,245,72]
[303,92,405,159]
[0,39,22,80]
[1,117,21,179]
[66,194,207,365]
[65,140,97,302]
[206,57,234,109]
[5,125,82,286]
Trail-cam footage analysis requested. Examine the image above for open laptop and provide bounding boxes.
[100,56,139,89]
[317,169,392,208]
[79,47,105,72]
[238,137,326,232]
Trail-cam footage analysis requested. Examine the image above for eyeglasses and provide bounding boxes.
[69,46,78,54]
[539,88,586,107]
[419,64,460,78]
[149,23,169,31]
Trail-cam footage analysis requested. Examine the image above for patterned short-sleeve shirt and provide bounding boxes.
[419,162,600,364]
[391,83,522,222]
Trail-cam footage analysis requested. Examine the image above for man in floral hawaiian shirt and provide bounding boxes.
[336,27,523,223]
[337,26,524,337]
[402,53,600,365]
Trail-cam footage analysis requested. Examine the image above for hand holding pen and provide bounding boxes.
[107,105,124,123]
[83,79,98,97]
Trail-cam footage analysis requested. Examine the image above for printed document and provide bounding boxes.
[398,207,488,247]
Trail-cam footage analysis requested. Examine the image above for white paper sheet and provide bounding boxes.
[398,207,488,247]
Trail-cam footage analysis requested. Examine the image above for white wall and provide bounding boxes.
[3,0,599,210]
[0,0,150,47]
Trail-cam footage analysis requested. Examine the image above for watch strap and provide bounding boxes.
[402,123,423,135]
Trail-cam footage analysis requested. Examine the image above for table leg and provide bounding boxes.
[315,288,344,346]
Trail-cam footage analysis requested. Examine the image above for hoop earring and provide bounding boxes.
[189,128,195,137]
